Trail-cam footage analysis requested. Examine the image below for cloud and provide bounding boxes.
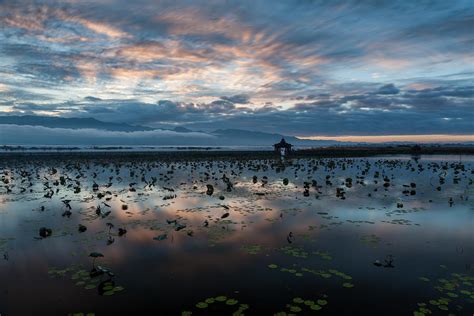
[84,96,102,102]
[0,0,473,137]
[5,83,470,136]
[220,94,251,104]
[376,84,400,95]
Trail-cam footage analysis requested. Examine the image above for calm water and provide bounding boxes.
[0,155,473,315]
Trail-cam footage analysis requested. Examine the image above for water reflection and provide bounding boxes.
[0,155,473,315]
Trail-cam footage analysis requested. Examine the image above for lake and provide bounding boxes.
[0,154,473,315]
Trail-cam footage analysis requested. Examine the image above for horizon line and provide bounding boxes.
[298,134,474,143]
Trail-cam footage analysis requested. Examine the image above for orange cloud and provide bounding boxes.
[114,40,209,63]
[76,18,129,39]
[54,10,129,39]
[405,83,435,90]
[75,60,100,83]
[0,4,51,31]
[109,68,161,80]
[156,8,253,42]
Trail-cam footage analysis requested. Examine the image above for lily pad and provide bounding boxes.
[289,305,302,312]
[293,297,304,304]
[195,302,208,309]
[310,304,322,310]
[226,298,238,305]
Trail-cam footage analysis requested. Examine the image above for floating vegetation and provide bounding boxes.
[276,295,329,314]
[412,272,474,315]
[313,250,333,260]
[381,218,419,226]
[48,263,125,296]
[280,245,309,258]
[39,227,53,238]
[185,296,248,314]
[1,154,473,314]
[195,302,208,309]
[269,263,354,288]
[153,233,168,241]
[241,244,262,255]
[360,234,381,246]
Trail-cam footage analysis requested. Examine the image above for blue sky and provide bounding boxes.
[0,0,473,137]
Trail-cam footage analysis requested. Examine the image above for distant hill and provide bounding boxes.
[0,115,338,147]
[173,126,194,133]
[0,115,153,132]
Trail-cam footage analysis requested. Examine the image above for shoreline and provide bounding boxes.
[0,145,473,161]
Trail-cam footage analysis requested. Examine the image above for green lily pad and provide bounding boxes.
[195,302,208,309]
[310,304,322,310]
[317,299,328,306]
[289,305,302,312]
[215,296,227,302]
[293,297,304,304]
[205,298,215,304]
[268,264,278,269]
[84,284,96,290]
[226,299,238,305]
[343,282,354,288]
[103,290,115,296]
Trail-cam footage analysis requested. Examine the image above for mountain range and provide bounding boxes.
[0,115,337,146]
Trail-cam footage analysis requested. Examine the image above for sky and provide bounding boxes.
[0,0,473,140]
